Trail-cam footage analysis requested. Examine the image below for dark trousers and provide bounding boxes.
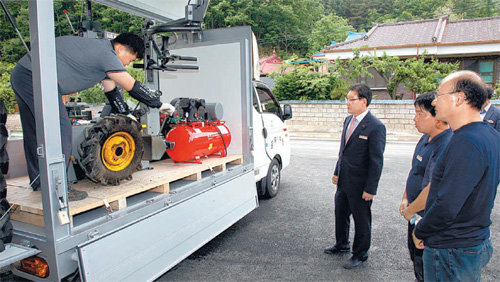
[408,222,424,282]
[10,64,72,190]
[334,189,372,258]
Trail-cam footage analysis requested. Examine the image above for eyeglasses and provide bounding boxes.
[435,91,457,99]
[345,98,360,102]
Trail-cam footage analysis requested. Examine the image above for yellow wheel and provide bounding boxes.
[101,132,136,171]
[79,115,143,185]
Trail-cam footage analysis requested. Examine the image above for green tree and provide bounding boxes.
[452,0,500,19]
[272,62,341,101]
[0,61,17,113]
[308,14,354,53]
[334,49,458,99]
[402,55,459,95]
[204,0,324,57]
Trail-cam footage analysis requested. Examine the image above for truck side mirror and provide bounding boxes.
[283,104,292,120]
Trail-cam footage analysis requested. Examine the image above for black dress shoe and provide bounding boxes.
[324,245,350,255]
[343,255,368,269]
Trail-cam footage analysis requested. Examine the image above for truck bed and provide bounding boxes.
[6,155,243,227]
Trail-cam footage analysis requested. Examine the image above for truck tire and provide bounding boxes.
[78,115,144,185]
[263,158,280,199]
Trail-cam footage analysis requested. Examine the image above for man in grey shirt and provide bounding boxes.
[10,33,174,201]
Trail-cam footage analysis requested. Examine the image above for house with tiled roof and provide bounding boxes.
[259,49,283,76]
[322,16,500,99]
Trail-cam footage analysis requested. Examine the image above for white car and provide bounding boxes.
[252,80,292,198]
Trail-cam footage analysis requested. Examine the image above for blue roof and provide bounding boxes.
[345,31,366,42]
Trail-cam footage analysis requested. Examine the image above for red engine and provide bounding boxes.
[165,121,231,163]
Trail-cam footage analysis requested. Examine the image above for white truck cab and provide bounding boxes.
[252,80,292,198]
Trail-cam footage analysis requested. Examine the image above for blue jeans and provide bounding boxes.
[423,238,493,281]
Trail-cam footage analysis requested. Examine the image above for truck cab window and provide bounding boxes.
[256,87,281,116]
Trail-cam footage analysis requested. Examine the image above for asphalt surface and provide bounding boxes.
[159,139,500,281]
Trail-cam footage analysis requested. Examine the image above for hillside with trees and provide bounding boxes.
[0,0,498,107]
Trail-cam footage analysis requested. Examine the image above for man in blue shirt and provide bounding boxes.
[413,71,500,281]
[399,92,452,282]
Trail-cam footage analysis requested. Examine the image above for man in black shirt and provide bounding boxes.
[399,92,451,282]
[413,71,500,281]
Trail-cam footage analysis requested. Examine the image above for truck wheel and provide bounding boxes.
[78,115,144,185]
[263,158,280,198]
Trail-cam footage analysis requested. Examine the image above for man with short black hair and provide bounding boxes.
[399,92,452,282]
[11,32,175,201]
[325,83,386,269]
[413,71,500,281]
[482,88,500,132]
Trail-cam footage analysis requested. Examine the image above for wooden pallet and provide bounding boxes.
[6,155,243,227]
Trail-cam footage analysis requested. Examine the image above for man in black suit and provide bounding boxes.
[482,88,500,132]
[324,83,386,269]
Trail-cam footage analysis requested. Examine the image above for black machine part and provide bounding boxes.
[160,98,224,137]
[65,98,92,123]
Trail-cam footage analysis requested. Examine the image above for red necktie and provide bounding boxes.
[345,118,357,144]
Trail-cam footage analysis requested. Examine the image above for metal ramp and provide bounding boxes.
[0,243,40,268]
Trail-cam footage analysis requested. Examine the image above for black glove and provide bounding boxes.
[104,87,130,114]
[129,81,162,108]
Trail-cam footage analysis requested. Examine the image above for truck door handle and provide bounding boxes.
[262,128,268,138]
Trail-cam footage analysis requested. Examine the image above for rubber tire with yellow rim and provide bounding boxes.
[78,114,144,185]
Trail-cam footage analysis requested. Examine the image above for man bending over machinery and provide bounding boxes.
[10,32,175,201]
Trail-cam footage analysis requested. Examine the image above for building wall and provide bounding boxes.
[283,100,500,141]
[284,100,419,140]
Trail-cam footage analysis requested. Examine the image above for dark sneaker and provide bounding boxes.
[324,245,350,255]
[68,186,88,201]
[343,255,368,269]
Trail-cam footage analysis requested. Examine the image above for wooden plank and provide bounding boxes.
[110,198,127,210]
[213,163,226,171]
[228,157,243,165]
[183,172,201,181]
[6,154,244,225]
[150,183,169,194]
[11,210,44,227]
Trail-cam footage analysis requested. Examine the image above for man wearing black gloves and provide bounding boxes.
[10,32,174,201]
[412,71,500,281]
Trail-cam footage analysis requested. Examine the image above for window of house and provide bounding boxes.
[479,61,494,83]
[462,59,494,84]
[360,68,386,89]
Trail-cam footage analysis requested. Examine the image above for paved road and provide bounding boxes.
[159,139,500,281]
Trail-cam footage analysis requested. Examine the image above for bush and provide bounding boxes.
[78,63,145,104]
[0,61,17,114]
[271,62,342,101]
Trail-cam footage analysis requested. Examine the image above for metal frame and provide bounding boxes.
[10,2,255,281]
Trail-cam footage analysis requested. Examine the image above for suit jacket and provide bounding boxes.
[334,111,386,196]
[484,104,500,132]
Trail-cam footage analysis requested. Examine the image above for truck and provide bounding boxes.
[0,0,292,280]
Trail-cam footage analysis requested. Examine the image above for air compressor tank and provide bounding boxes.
[165,121,231,163]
